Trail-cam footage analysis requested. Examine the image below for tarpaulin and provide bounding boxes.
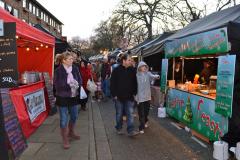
[9,81,50,138]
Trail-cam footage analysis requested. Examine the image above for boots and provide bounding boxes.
[60,128,70,149]
[68,123,80,140]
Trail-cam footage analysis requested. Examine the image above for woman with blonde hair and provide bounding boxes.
[53,51,82,149]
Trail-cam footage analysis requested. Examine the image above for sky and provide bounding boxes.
[37,0,121,40]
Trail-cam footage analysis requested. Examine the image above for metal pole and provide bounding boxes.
[172,58,175,80]
[182,58,184,83]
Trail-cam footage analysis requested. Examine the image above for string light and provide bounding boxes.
[26,47,30,51]
[45,45,48,48]
[16,35,19,39]
[40,44,43,47]
[35,47,39,51]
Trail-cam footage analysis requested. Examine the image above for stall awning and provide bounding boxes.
[0,8,55,46]
[166,4,240,42]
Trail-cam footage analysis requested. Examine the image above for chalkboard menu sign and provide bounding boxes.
[0,88,27,158]
[43,72,56,115]
[0,22,18,88]
[0,90,9,160]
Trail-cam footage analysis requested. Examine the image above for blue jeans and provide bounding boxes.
[59,105,78,128]
[102,79,110,97]
[115,99,135,133]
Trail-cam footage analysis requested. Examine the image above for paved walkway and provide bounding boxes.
[19,99,215,160]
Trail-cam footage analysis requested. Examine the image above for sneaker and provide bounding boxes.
[128,131,139,137]
[145,122,149,128]
[116,129,124,135]
[139,130,144,134]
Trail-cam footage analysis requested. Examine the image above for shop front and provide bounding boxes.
[0,7,55,155]
[161,14,240,142]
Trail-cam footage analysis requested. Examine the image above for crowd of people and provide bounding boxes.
[53,51,159,149]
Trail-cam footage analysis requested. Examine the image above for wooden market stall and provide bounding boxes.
[160,5,240,145]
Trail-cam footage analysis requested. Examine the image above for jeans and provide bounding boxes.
[102,79,110,97]
[137,101,150,130]
[59,105,78,128]
[115,99,135,133]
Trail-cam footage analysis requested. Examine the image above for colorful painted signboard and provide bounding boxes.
[215,55,236,117]
[160,59,168,93]
[165,28,229,58]
[166,88,228,141]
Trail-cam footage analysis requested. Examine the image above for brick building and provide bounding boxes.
[0,0,63,39]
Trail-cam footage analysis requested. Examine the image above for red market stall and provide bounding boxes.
[0,8,55,139]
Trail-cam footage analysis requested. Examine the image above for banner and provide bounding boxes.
[166,88,228,141]
[165,28,229,58]
[215,55,236,117]
[24,89,46,123]
[160,59,168,93]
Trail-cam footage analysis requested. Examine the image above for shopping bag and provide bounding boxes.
[87,79,97,93]
[80,86,87,99]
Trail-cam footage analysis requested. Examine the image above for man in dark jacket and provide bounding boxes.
[110,54,139,137]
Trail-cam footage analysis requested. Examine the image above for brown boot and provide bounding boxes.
[60,128,70,149]
[68,123,80,140]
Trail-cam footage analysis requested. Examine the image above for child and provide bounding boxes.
[96,77,103,102]
[136,61,160,134]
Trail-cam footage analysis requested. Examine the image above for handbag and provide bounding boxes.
[80,86,87,99]
[87,79,97,93]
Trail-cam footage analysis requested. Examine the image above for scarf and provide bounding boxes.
[64,65,79,97]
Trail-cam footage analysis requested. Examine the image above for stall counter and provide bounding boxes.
[166,87,228,141]
[9,81,50,138]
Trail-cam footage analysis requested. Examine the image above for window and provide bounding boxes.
[41,11,43,19]
[22,19,26,22]
[22,0,26,8]
[29,3,32,12]
[13,9,18,17]
[32,5,35,14]
[46,15,48,23]
[0,0,4,9]
[36,8,39,17]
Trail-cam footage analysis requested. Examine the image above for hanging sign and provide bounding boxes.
[165,28,229,58]
[0,19,3,36]
[215,55,236,117]
[23,89,46,123]
[0,22,18,88]
[160,59,168,93]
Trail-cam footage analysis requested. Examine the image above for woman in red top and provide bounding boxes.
[79,61,92,110]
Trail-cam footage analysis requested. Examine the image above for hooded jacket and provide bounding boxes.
[136,61,159,104]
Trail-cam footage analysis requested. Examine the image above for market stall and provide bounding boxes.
[161,5,240,143]
[0,8,55,139]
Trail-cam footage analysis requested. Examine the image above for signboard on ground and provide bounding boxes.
[165,27,229,58]
[0,22,18,88]
[0,88,27,158]
[215,55,236,117]
[23,89,46,123]
[42,72,56,115]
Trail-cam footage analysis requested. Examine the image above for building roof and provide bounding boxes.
[32,0,63,25]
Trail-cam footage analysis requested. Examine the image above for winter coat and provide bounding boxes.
[136,61,159,104]
[110,65,137,101]
[80,66,92,90]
